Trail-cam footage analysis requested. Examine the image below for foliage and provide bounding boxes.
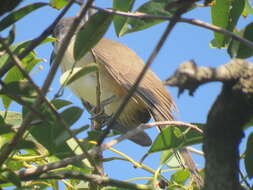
[0,0,253,189]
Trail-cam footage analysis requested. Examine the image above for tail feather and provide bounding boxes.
[128,131,152,147]
[112,121,152,147]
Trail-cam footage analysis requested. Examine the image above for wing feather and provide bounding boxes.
[93,38,175,121]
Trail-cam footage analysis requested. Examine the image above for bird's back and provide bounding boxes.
[94,38,175,122]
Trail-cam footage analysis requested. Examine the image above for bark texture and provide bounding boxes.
[165,59,253,190]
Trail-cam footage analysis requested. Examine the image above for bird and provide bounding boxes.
[53,16,203,187]
[53,17,175,146]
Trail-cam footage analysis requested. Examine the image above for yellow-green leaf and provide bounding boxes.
[49,0,68,10]
[60,63,99,86]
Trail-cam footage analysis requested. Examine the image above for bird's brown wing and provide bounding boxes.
[93,39,202,186]
[93,38,175,121]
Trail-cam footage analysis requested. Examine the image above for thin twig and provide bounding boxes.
[20,171,153,190]
[90,49,102,129]
[109,147,169,183]
[125,177,153,182]
[16,120,200,178]
[91,6,253,50]
[102,121,202,149]
[90,49,104,176]
[187,147,204,156]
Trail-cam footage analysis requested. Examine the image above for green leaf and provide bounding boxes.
[2,58,42,109]
[243,0,253,16]
[113,0,135,37]
[245,133,253,178]
[227,0,245,32]
[0,37,53,67]
[55,125,89,146]
[88,130,104,142]
[160,149,174,165]
[50,0,68,9]
[1,41,43,109]
[0,132,36,151]
[0,37,52,69]
[123,1,173,35]
[227,30,243,58]
[60,63,99,86]
[211,0,230,48]
[0,26,15,51]
[149,127,184,153]
[74,11,113,61]
[165,152,183,168]
[51,99,73,110]
[228,22,253,58]
[0,124,13,135]
[211,0,245,49]
[0,111,22,126]
[0,3,48,31]
[149,124,203,153]
[0,133,14,149]
[28,106,83,159]
[0,80,37,98]
[0,0,23,16]
[4,159,23,171]
[171,169,190,184]
[0,41,29,68]
[16,139,36,149]
[57,106,83,129]
[0,170,21,187]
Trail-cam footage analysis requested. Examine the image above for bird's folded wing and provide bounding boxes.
[93,38,175,121]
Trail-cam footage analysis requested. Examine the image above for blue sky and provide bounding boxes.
[3,0,253,186]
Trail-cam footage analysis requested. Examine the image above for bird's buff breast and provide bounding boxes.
[60,47,123,115]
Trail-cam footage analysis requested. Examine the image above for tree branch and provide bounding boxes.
[102,121,202,149]
[90,6,253,50]
[165,58,253,190]
[15,171,153,190]
[164,59,253,95]
[16,120,200,180]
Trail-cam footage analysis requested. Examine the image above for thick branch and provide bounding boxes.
[166,59,253,190]
[164,59,253,95]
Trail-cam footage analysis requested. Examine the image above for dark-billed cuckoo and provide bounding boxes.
[53,17,175,146]
[53,17,203,186]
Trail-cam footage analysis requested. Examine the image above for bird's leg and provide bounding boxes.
[87,95,116,125]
